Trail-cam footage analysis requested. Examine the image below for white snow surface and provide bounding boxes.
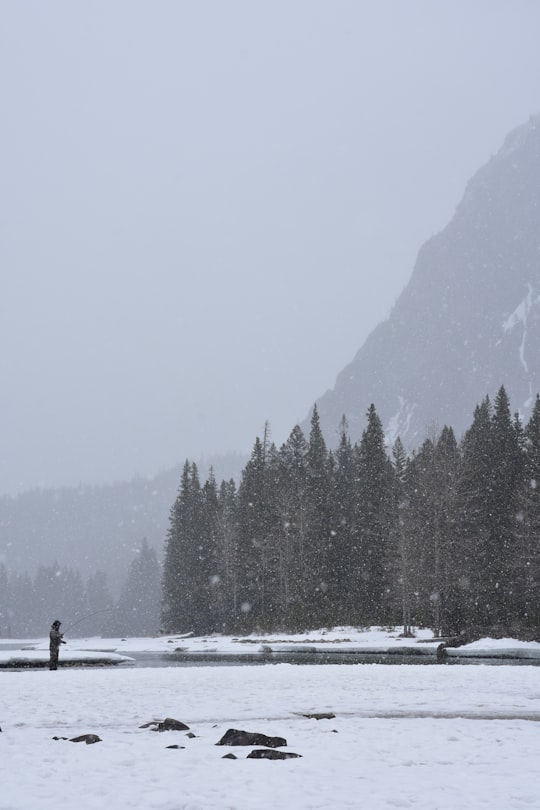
[385,396,417,446]
[502,282,537,376]
[1,628,540,809]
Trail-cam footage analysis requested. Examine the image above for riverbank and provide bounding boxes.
[2,626,540,668]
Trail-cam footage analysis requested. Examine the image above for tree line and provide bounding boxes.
[0,540,160,638]
[161,386,540,639]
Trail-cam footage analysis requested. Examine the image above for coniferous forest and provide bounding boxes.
[0,540,160,638]
[161,387,540,640]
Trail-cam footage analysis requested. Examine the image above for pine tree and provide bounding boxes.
[432,426,460,636]
[304,405,333,625]
[182,463,220,635]
[399,438,437,628]
[162,462,188,633]
[235,431,280,630]
[515,395,540,630]
[276,425,310,628]
[452,390,523,631]
[389,436,415,635]
[328,416,358,623]
[354,404,394,624]
[161,461,205,633]
[215,477,238,631]
[488,386,523,626]
[453,397,493,630]
[200,469,222,631]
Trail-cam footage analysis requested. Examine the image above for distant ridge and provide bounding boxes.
[0,453,245,590]
[313,115,540,448]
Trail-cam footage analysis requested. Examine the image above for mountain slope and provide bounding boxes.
[315,115,540,448]
[0,453,245,591]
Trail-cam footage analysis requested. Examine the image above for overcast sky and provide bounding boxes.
[1,1,540,496]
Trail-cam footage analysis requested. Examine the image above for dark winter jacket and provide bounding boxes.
[49,627,65,651]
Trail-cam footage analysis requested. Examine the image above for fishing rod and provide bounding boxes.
[64,607,117,633]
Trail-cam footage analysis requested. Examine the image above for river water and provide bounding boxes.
[2,643,539,668]
[127,651,540,668]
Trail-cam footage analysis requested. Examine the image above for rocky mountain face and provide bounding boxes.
[314,115,540,450]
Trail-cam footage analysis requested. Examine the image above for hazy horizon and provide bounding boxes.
[2,1,540,496]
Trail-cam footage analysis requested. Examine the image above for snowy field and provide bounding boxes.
[1,630,540,809]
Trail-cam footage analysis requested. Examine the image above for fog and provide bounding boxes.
[2,1,539,495]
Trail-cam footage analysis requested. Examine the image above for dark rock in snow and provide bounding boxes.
[216,728,287,748]
[222,753,238,760]
[70,734,102,744]
[140,718,190,732]
[301,712,335,720]
[247,749,302,760]
[165,744,185,749]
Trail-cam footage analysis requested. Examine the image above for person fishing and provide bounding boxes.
[49,620,66,670]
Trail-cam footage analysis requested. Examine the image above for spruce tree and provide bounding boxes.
[453,391,523,631]
[515,395,540,630]
[276,425,309,628]
[161,462,188,633]
[304,405,332,625]
[235,432,280,630]
[389,436,414,635]
[399,438,437,628]
[454,397,493,630]
[216,478,238,630]
[432,426,460,636]
[354,404,393,624]
[329,416,358,623]
[200,469,222,632]
[488,386,523,626]
[161,461,205,633]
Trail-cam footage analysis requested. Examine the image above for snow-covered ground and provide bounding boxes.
[1,629,540,809]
